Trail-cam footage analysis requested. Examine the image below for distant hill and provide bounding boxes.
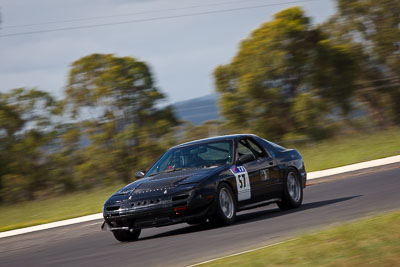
[172,93,220,125]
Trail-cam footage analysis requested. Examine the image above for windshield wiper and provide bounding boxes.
[165,167,185,173]
[201,164,220,168]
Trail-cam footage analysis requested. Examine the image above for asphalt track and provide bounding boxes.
[1,164,399,267]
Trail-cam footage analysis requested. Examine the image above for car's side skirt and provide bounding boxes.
[238,198,281,212]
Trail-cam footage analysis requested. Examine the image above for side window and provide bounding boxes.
[237,138,268,160]
[237,141,254,157]
[253,137,276,157]
[247,138,268,157]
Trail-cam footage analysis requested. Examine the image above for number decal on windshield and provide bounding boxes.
[230,166,251,201]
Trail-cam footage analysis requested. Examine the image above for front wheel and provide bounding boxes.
[277,169,303,210]
[112,229,141,242]
[210,183,236,225]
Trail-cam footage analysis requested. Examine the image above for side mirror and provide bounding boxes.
[236,154,255,165]
[135,170,146,179]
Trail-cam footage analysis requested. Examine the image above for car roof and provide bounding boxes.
[172,134,257,148]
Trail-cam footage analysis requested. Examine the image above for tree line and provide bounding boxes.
[214,0,399,140]
[0,0,399,203]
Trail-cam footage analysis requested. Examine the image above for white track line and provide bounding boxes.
[1,154,399,239]
[0,213,103,239]
[307,155,400,180]
[187,239,297,266]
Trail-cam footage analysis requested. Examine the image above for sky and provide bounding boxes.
[0,0,335,104]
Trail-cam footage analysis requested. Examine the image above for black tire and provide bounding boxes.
[112,229,141,242]
[209,183,236,225]
[277,169,303,210]
[187,217,207,225]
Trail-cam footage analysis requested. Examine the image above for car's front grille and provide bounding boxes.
[132,187,174,194]
[172,194,189,201]
[106,206,120,211]
[131,198,162,207]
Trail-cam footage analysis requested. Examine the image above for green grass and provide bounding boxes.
[0,184,123,232]
[1,127,400,232]
[200,210,400,267]
[297,127,400,172]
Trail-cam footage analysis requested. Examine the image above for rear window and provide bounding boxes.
[253,136,286,156]
[268,140,286,151]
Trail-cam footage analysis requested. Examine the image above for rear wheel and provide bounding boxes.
[210,183,236,225]
[277,169,303,210]
[112,229,141,242]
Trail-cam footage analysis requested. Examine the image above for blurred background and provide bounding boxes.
[0,0,399,230]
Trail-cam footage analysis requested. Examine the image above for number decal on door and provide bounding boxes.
[230,166,251,201]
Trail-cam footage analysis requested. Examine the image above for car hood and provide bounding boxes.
[116,165,228,195]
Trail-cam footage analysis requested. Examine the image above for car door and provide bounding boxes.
[248,137,282,199]
[235,138,264,204]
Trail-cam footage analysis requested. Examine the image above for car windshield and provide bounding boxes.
[146,140,233,176]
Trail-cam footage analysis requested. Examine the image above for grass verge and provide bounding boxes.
[199,210,400,266]
[297,127,400,172]
[1,127,400,232]
[0,184,123,232]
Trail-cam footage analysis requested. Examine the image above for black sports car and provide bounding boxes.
[102,134,306,242]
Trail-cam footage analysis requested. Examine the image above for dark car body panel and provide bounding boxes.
[103,134,306,230]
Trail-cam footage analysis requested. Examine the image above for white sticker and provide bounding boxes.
[261,169,269,181]
[230,166,251,201]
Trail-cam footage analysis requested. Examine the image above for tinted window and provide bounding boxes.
[238,138,266,158]
[237,141,255,157]
[268,141,286,151]
[247,138,266,157]
[254,136,286,157]
[146,140,233,176]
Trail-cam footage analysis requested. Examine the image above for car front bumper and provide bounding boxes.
[103,188,215,230]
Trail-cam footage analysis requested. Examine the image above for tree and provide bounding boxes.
[63,54,178,185]
[337,0,400,75]
[0,88,57,201]
[324,0,400,125]
[214,7,358,140]
[181,120,222,143]
[65,54,164,124]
